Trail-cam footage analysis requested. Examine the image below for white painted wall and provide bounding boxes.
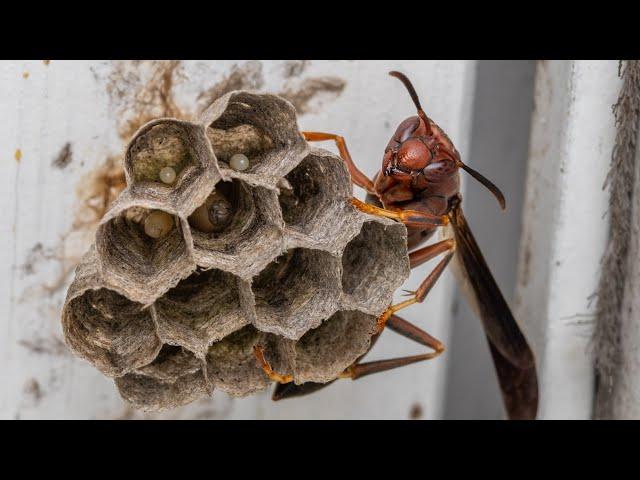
[514,60,620,419]
[0,60,477,419]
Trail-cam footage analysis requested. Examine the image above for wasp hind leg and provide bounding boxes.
[271,314,445,401]
[341,315,444,381]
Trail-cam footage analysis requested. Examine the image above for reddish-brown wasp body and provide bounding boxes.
[254,71,538,419]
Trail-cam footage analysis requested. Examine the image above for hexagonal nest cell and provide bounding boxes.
[62,286,161,378]
[201,91,308,188]
[62,89,411,411]
[252,248,343,339]
[280,149,365,254]
[189,180,285,279]
[95,204,195,305]
[341,220,410,314]
[154,268,249,357]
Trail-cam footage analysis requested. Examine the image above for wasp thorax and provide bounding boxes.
[188,191,234,233]
[144,210,174,239]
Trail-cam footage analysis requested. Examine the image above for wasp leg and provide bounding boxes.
[302,131,376,195]
[351,197,449,228]
[375,246,455,333]
[253,345,293,384]
[341,314,444,380]
[409,239,456,269]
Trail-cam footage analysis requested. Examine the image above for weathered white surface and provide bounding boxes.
[0,60,476,419]
[515,61,620,419]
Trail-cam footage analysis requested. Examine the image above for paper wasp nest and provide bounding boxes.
[61,91,410,411]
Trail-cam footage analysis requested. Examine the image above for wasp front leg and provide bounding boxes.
[375,239,456,333]
[350,197,449,228]
[302,131,376,195]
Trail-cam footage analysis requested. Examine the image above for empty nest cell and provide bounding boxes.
[190,180,284,279]
[115,370,209,412]
[292,310,377,384]
[96,206,195,304]
[205,325,274,396]
[279,149,364,253]
[341,220,410,314]
[154,268,248,357]
[136,344,203,382]
[252,248,342,339]
[62,288,161,377]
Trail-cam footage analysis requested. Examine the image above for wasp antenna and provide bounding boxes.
[389,71,428,121]
[458,161,506,210]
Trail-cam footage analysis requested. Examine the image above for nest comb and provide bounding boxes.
[61,90,411,411]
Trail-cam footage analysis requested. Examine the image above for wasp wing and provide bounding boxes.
[448,204,538,419]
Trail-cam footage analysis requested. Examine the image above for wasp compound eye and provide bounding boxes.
[397,138,431,172]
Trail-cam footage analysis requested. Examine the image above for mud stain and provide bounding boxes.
[23,379,43,403]
[197,61,265,114]
[107,60,187,141]
[22,243,51,275]
[520,234,532,288]
[74,155,126,231]
[19,336,68,356]
[279,77,346,115]
[409,402,424,419]
[52,142,72,169]
[282,60,309,78]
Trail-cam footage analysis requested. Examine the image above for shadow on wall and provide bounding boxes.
[443,60,537,420]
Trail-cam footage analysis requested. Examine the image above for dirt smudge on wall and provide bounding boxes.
[52,142,72,169]
[282,60,309,78]
[279,76,346,115]
[22,243,52,275]
[197,61,265,114]
[19,336,68,356]
[106,60,187,141]
[409,403,424,419]
[23,379,43,403]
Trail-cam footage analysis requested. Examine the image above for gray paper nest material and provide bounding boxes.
[61,90,411,411]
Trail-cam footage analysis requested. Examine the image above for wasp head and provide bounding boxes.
[382,71,505,209]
